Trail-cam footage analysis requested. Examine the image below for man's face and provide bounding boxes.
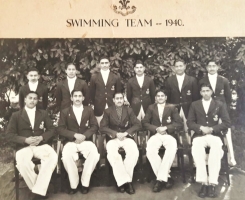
[24,93,38,109]
[71,91,84,106]
[65,64,77,78]
[200,86,213,100]
[26,71,40,83]
[155,92,167,104]
[113,93,124,107]
[206,62,219,75]
[134,64,145,76]
[174,61,186,75]
[100,59,110,71]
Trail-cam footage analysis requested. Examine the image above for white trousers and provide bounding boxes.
[62,141,100,188]
[106,138,139,186]
[16,144,58,196]
[146,134,177,182]
[192,135,224,185]
[137,105,145,121]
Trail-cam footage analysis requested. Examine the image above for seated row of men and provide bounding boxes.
[7,83,230,199]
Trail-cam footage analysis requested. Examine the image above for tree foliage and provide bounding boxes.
[0,38,244,123]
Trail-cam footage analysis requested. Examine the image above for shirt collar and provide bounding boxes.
[73,105,83,111]
[157,103,166,107]
[208,73,218,79]
[136,74,145,79]
[28,81,38,86]
[176,73,185,78]
[101,69,110,74]
[67,76,77,81]
[25,106,36,112]
[202,98,212,103]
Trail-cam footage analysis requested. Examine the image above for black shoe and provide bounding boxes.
[118,184,125,193]
[198,185,207,198]
[68,188,78,195]
[81,186,89,194]
[125,182,135,194]
[207,185,217,198]
[165,178,174,189]
[32,194,48,200]
[153,181,164,192]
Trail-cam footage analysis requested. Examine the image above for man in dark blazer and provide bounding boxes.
[7,91,57,199]
[58,89,99,195]
[90,56,122,125]
[142,89,183,193]
[19,68,48,110]
[56,63,89,112]
[100,92,141,194]
[127,60,155,120]
[165,60,199,140]
[199,60,236,166]
[187,84,231,198]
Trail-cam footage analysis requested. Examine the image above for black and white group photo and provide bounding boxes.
[0,38,245,200]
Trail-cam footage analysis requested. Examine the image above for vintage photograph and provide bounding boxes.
[0,38,245,200]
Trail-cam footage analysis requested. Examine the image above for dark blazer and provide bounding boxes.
[142,103,183,137]
[127,75,155,116]
[56,78,89,111]
[90,72,122,116]
[57,106,98,142]
[100,105,142,141]
[165,74,199,117]
[199,75,231,106]
[6,108,55,150]
[187,99,231,139]
[19,82,48,110]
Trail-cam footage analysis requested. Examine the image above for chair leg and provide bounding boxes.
[178,149,186,183]
[188,150,195,183]
[223,151,230,186]
[138,148,144,184]
[14,160,19,200]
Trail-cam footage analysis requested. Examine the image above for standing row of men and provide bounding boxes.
[7,57,233,199]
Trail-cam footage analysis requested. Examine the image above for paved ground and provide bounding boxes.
[17,167,245,200]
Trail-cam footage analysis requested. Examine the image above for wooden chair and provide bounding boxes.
[187,130,230,186]
[144,129,186,183]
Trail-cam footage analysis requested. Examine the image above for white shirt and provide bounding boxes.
[208,73,218,92]
[157,103,165,123]
[73,105,83,125]
[28,81,38,92]
[25,106,36,129]
[101,69,110,85]
[136,74,144,88]
[67,76,77,93]
[176,74,185,92]
[202,98,212,114]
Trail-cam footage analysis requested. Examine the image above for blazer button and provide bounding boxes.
[106,98,107,100]
[206,115,208,117]
[180,96,182,98]
[206,122,209,124]
[214,96,216,98]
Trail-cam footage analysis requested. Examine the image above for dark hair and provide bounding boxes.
[26,68,39,74]
[155,89,168,97]
[135,60,144,66]
[99,56,110,62]
[65,63,77,70]
[113,92,124,99]
[206,59,220,66]
[71,89,84,97]
[24,91,39,98]
[174,59,185,65]
[200,83,212,91]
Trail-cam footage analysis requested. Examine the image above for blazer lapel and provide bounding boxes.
[132,76,141,88]
[199,100,207,115]
[215,76,223,94]
[69,107,79,126]
[106,72,113,86]
[172,75,180,92]
[21,109,31,125]
[112,105,121,124]
[80,107,88,126]
[34,110,43,129]
[207,99,216,115]
[154,104,162,124]
[63,78,70,92]
[181,74,189,91]
[121,106,128,124]
[98,72,105,86]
